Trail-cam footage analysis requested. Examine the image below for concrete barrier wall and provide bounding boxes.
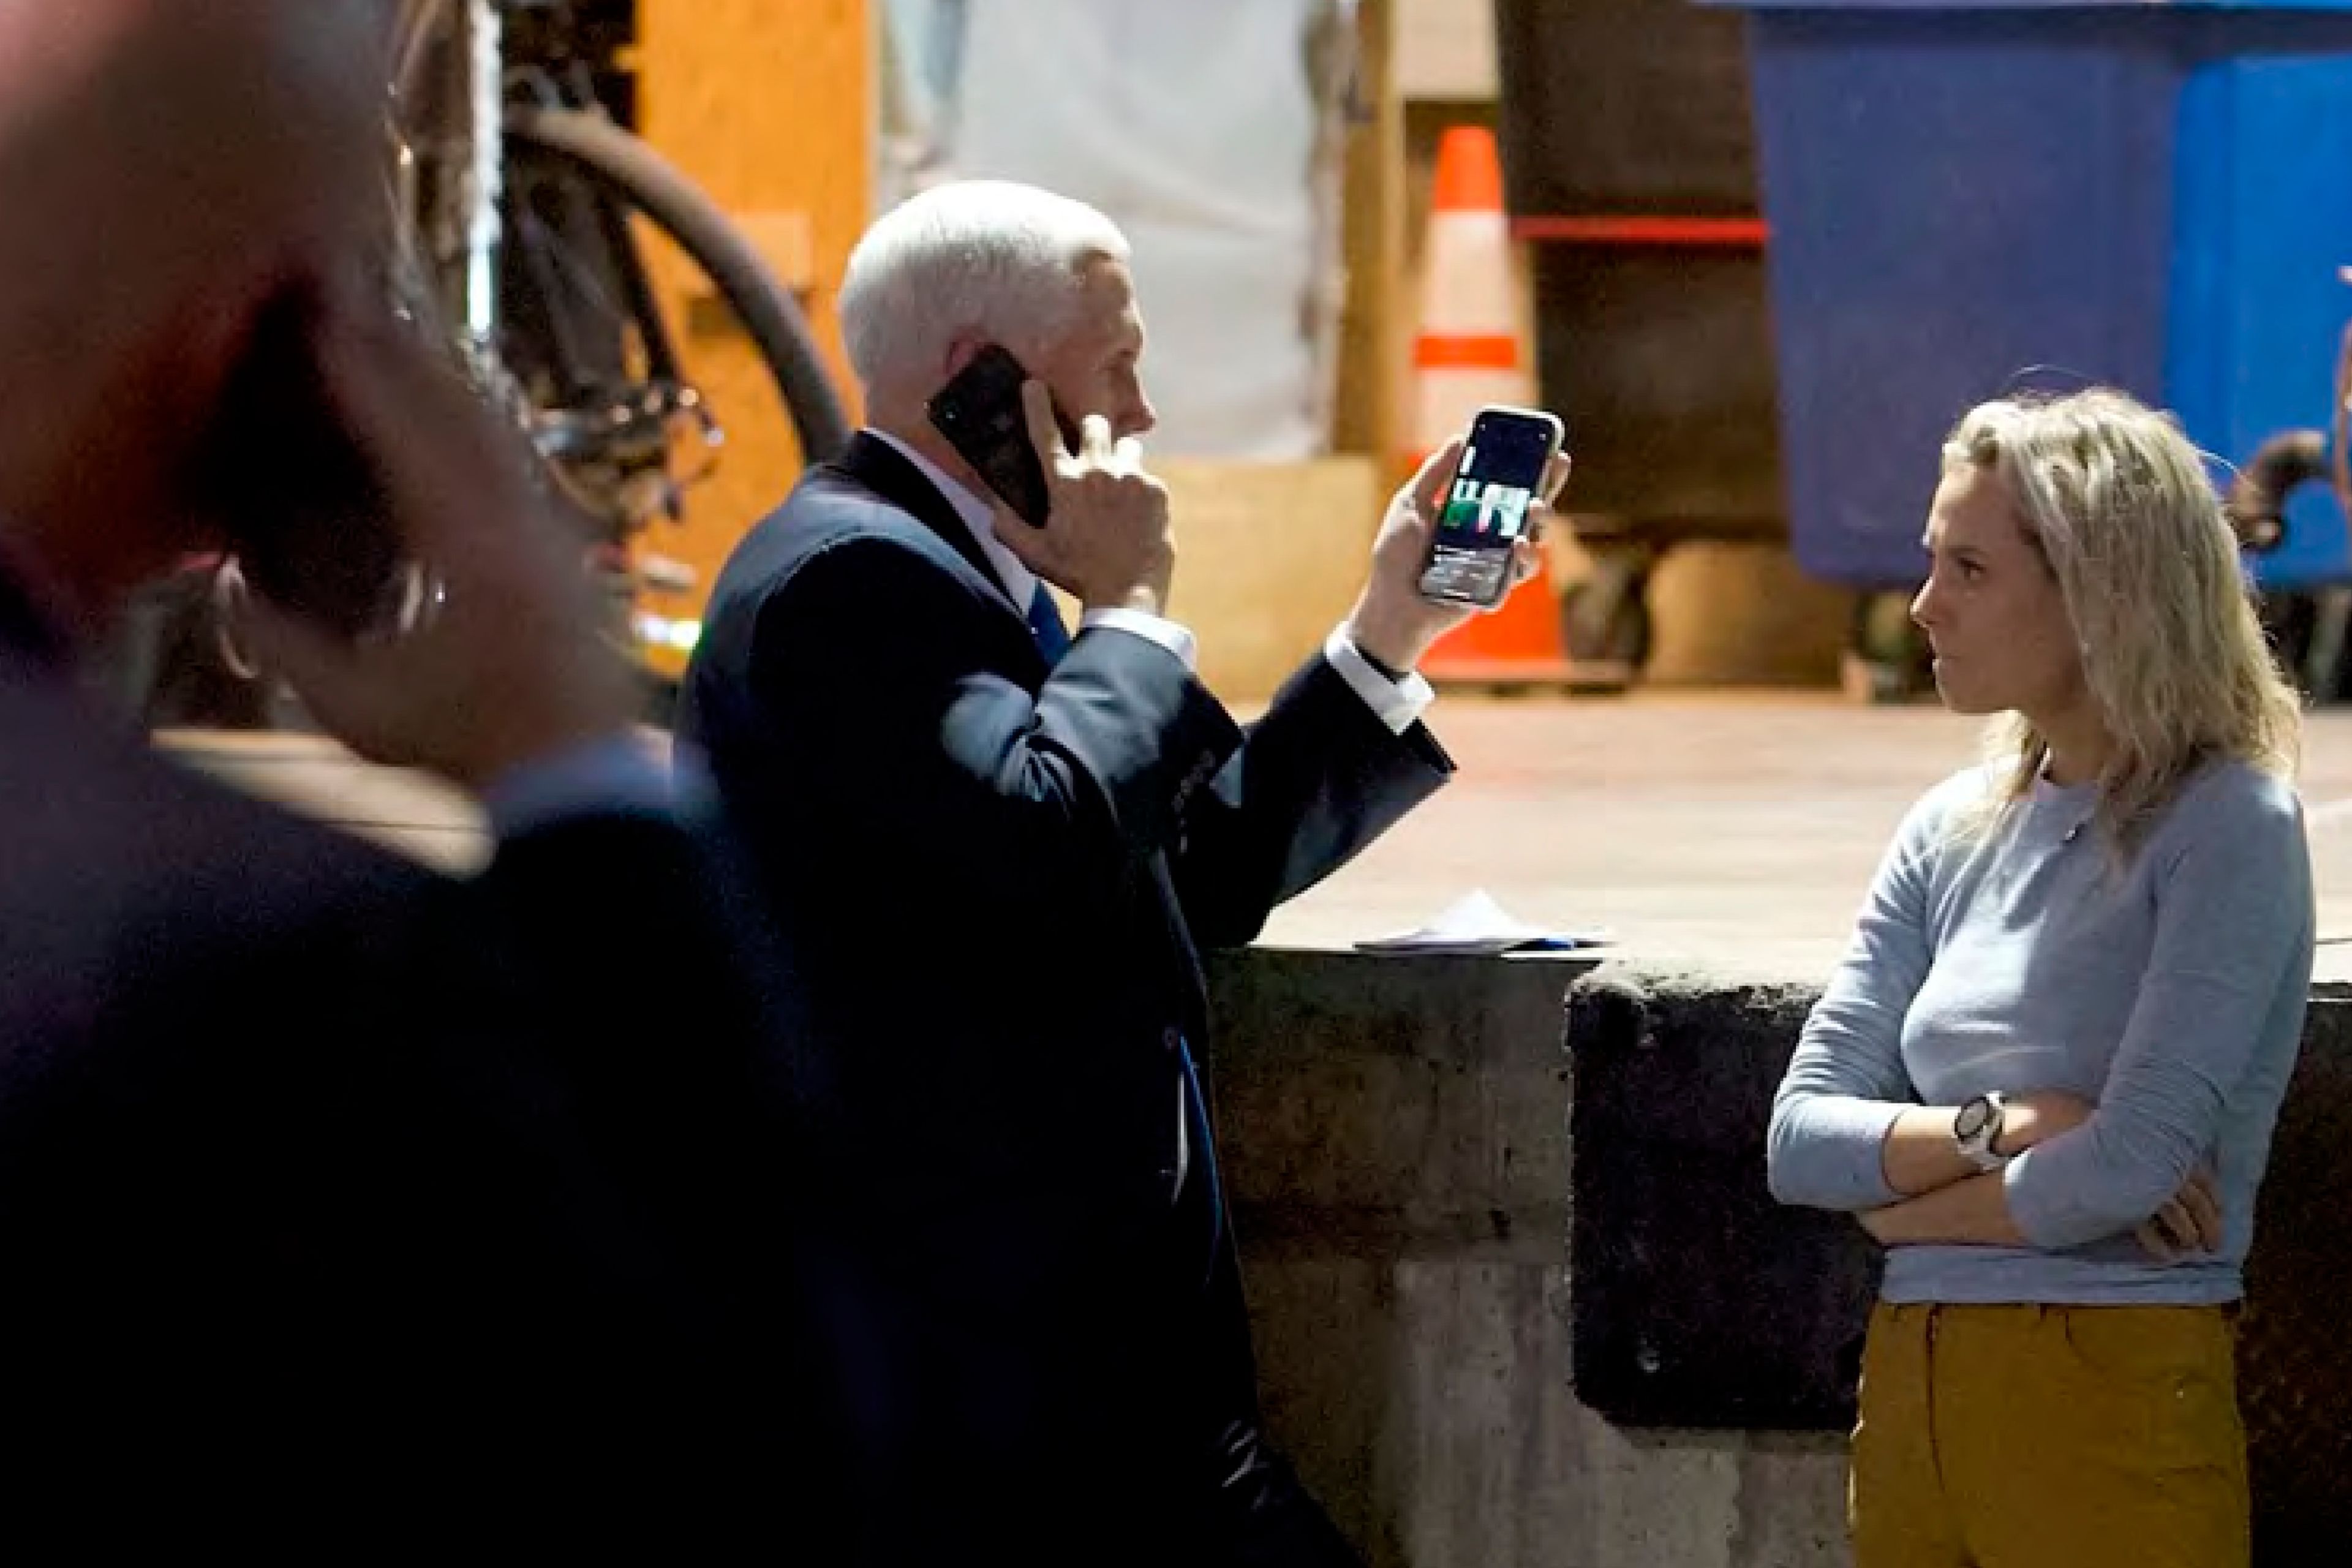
[1208,948,1849,1568]
[1213,948,2352,1567]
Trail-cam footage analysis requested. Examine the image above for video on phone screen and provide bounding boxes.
[1420,424,1548,603]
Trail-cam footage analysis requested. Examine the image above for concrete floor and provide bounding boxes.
[164,693,2352,984]
[1270,695,2352,984]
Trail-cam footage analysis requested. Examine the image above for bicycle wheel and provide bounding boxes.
[504,105,851,466]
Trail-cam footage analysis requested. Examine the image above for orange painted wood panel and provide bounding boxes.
[631,0,872,671]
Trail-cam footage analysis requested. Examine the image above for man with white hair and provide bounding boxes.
[681,181,1551,1564]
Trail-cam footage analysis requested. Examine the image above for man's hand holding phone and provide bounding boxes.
[1346,435,1569,673]
[992,379,1175,619]
[231,274,639,794]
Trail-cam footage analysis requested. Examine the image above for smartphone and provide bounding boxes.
[925,342,1077,527]
[1417,407,1566,609]
[186,288,405,638]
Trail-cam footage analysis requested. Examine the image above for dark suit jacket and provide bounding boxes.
[0,567,820,1550]
[679,433,1454,1564]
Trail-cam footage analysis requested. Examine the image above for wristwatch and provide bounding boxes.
[1954,1091,2012,1173]
[1353,641,1407,684]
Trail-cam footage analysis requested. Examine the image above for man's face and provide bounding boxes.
[1028,256,1155,442]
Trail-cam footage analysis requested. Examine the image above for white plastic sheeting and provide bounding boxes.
[951,0,1336,459]
[876,0,970,203]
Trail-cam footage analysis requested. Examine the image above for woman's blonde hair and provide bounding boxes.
[1942,388,2300,851]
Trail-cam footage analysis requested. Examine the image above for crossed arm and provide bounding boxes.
[1768,785,2305,1255]
[1855,1095,2217,1257]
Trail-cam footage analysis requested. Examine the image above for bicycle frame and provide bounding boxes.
[391,1,710,519]
[391,0,504,353]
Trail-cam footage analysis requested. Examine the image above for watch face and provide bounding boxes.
[1955,1098,1992,1140]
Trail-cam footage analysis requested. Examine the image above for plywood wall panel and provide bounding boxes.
[631,0,872,669]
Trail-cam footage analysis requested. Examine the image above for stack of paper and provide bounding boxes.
[1355,890,1611,957]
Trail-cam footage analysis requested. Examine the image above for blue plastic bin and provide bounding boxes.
[1700,1,2352,589]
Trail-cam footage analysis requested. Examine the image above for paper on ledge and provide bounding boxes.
[1354,889,1611,957]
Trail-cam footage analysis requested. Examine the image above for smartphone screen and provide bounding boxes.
[1417,409,1562,608]
[925,343,1077,527]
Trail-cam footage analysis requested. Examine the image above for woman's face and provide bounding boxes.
[1910,464,2087,721]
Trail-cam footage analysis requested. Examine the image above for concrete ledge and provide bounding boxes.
[1209,944,2352,1566]
[1208,946,1849,1568]
[1212,947,1586,1256]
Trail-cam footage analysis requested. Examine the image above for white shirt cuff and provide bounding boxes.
[480,731,678,840]
[1323,626,1434,736]
[1079,607,1198,673]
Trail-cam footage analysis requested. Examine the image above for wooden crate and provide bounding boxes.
[1156,458,1386,706]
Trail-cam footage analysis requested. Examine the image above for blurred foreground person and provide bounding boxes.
[0,1,817,1544]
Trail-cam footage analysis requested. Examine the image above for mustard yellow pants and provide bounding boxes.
[1851,1302,2249,1568]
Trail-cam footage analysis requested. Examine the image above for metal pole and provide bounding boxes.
[462,0,504,350]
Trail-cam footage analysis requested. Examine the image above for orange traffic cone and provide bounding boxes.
[1409,126,1572,685]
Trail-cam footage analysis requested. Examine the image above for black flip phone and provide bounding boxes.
[1417,405,1566,609]
[925,342,1076,527]
[186,288,405,637]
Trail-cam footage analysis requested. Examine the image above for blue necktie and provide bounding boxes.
[1026,583,1072,667]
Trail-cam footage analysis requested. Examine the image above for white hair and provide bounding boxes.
[839,180,1131,393]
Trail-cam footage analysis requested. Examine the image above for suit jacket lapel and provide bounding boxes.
[831,433,1028,620]
[839,437,1207,1023]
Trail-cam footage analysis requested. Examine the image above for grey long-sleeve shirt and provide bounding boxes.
[1769,759,2312,1305]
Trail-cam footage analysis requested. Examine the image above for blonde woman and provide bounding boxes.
[1770,388,2312,1568]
